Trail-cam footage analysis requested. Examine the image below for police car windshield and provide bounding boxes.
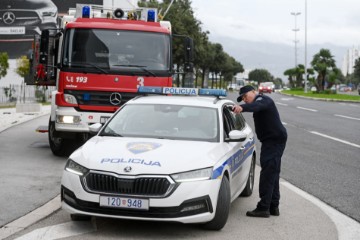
[62,29,171,75]
[100,104,219,142]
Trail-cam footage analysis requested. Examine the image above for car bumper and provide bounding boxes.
[55,107,113,133]
[61,170,221,223]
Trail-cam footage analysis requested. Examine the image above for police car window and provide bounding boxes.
[101,104,219,142]
[231,112,245,130]
[223,108,234,136]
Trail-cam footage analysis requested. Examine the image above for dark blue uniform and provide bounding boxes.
[241,94,287,211]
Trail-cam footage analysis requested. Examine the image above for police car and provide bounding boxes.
[61,87,256,230]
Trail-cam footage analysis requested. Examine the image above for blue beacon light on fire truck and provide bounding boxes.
[138,87,227,97]
[82,6,90,18]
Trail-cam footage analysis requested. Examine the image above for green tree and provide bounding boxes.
[310,49,337,91]
[0,52,9,80]
[16,55,30,77]
[248,69,273,85]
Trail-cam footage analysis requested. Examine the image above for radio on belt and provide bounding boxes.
[138,86,227,97]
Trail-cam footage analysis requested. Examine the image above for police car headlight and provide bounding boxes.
[65,159,89,176]
[171,168,213,183]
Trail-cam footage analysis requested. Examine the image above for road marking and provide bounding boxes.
[14,221,96,240]
[281,181,360,240]
[334,114,360,121]
[0,195,61,240]
[281,98,294,101]
[276,102,288,106]
[297,106,318,112]
[282,122,287,125]
[349,104,359,108]
[310,131,360,149]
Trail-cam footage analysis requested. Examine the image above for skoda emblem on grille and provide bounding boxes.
[124,166,132,173]
[109,92,122,105]
[3,12,15,25]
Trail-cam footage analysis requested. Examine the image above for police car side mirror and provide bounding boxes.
[89,123,102,133]
[225,130,247,142]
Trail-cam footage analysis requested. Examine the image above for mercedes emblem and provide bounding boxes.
[109,92,122,106]
[124,166,132,173]
[3,12,15,25]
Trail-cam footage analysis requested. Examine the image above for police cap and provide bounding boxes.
[237,85,255,102]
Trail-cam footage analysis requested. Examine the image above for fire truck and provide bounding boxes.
[26,2,194,156]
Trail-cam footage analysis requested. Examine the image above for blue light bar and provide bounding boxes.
[138,86,162,94]
[199,89,227,97]
[82,6,90,18]
[138,87,227,97]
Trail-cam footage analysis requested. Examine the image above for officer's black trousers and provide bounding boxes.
[257,141,286,211]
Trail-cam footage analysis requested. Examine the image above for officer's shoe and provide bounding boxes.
[246,208,270,218]
[270,207,280,216]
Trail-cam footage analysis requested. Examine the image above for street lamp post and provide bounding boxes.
[291,12,301,69]
[304,0,308,93]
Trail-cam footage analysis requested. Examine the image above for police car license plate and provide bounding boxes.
[0,27,25,35]
[99,196,149,210]
[100,116,110,124]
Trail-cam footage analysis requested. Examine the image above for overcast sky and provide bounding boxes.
[191,0,360,48]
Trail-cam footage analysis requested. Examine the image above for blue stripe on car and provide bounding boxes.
[212,140,255,179]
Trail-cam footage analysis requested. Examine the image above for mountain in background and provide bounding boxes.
[211,36,349,81]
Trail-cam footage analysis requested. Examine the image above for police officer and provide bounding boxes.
[233,85,287,218]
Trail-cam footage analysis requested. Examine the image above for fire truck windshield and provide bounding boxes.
[62,28,171,76]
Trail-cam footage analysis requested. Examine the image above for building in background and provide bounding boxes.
[342,46,360,76]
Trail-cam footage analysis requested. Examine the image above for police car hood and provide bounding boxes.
[71,136,223,175]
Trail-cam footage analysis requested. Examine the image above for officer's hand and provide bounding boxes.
[232,105,243,114]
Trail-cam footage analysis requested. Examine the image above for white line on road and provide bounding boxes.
[14,221,96,240]
[281,181,360,240]
[334,114,360,121]
[276,102,288,106]
[297,106,318,112]
[282,122,287,125]
[349,104,359,108]
[310,131,360,149]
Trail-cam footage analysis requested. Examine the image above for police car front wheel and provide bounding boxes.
[202,175,230,230]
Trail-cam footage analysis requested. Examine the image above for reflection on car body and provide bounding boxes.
[0,0,57,42]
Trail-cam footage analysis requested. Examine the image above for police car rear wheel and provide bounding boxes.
[240,154,255,197]
[70,214,91,221]
[202,176,230,230]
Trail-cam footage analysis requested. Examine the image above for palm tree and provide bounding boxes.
[311,49,337,91]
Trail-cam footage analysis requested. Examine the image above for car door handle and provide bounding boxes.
[240,146,245,150]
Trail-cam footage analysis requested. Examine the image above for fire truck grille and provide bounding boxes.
[84,173,171,196]
[64,90,139,107]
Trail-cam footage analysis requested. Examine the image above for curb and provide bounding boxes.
[279,92,360,103]
[0,110,50,134]
[0,195,61,240]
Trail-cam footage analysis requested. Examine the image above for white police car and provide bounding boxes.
[61,87,256,230]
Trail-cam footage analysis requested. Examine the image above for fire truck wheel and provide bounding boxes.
[48,119,74,157]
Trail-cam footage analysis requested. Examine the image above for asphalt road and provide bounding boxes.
[1,93,359,239]
[0,115,67,227]
[227,92,360,222]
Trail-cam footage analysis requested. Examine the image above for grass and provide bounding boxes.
[282,90,360,101]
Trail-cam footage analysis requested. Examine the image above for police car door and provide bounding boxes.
[223,105,253,197]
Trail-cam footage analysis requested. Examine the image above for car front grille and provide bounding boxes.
[0,10,40,26]
[84,173,173,197]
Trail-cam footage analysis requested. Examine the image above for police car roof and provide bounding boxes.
[127,95,233,108]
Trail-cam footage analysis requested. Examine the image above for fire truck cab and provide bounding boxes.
[26,3,194,156]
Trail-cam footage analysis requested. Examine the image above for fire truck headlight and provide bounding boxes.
[57,115,81,124]
[64,94,78,105]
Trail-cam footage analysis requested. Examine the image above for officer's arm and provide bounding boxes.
[241,97,270,113]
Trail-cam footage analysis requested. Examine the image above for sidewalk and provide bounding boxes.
[0,105,51,133]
